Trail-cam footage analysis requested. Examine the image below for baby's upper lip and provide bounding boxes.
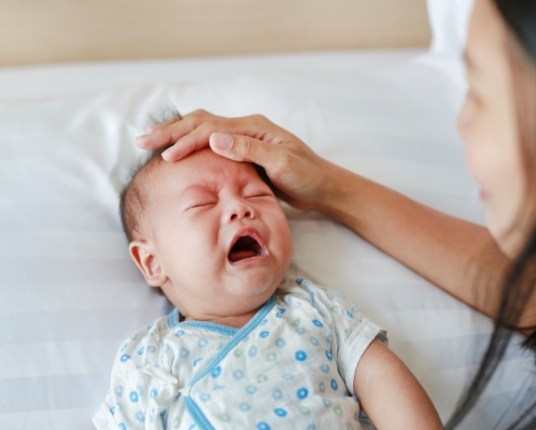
[227,227,268,263]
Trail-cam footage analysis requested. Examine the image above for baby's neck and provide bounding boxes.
[184,308,259,329]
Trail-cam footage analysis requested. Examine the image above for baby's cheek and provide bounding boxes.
[279,224,293,267]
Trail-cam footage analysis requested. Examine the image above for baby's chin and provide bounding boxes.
[229,270,285,299]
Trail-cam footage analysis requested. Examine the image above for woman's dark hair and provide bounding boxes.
[446,1,536,428]
[495,0,536,62]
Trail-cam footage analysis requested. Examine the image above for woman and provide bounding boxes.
[137,0,536,427]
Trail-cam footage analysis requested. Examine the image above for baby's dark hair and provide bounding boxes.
[120,108,184,242]
[120,145,274,243]
[119,145,172,243]
[120,106,274,243]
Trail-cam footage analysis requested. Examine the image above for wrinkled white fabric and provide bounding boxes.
[94,278,384,429]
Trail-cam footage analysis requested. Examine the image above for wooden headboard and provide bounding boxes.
[1,0,430,66]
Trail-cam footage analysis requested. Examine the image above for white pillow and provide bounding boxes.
[427,0,475,56]
[1,52,532,429]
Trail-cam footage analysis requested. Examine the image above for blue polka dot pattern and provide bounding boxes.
[272,389,283,400]
[295,350,307,361]
[274,407,288,417]
[179,347,190,359]
[135,411,145,422]
[330,379,338,390]
[312,319,324,328]
[296,387,309,399]
[248,345,258,357]
[101,278,379,429]
[233,369,245,380]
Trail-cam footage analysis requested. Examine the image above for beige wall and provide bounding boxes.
[1,0,430,66]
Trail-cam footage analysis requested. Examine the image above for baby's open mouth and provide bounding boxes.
[228,235,264,263]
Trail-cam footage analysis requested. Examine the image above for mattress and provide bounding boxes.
[1,50,533,429]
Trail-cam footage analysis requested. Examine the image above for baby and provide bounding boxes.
[94,147,441,429]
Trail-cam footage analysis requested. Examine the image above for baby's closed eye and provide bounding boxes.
[244,192,273,199]
[185,201,217,210]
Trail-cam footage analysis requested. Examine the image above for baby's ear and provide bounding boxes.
[129,240,167,287]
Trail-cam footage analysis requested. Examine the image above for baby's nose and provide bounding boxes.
[228,200,255,222]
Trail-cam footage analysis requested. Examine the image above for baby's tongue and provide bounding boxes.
[229,250,257,262]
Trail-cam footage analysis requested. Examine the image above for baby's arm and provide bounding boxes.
[354,339,442,429]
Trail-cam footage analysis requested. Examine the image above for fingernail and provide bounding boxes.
[211,133,233,150]
[161,149,172,161]
[136,135,147,147]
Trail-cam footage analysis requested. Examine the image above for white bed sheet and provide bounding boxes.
[1,50,534,429]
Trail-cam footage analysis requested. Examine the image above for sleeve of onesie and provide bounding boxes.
[298,280,387,397]
[93,320,173,430]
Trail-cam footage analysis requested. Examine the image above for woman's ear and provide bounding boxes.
[129,240,167,287]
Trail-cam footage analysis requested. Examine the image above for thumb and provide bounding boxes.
[209,132,276,167]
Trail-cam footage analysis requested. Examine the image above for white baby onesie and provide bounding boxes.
[93,278,384,430]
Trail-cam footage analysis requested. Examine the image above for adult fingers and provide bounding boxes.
[150,114,276,162]
[209,132,280,168]
[144,114,183,134]
[136,109,218,152]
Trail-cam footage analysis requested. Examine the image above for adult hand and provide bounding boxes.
[137,109,337,209]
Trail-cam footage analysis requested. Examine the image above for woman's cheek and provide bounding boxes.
[463,136,486,190]
[457,97,472,139]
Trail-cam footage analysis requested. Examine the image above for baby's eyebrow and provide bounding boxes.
[180,183,217,195]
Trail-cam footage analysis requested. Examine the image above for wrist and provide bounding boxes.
[314,160,364,222]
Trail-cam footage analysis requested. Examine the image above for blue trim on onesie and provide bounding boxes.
[184,295,276,429]
[167,308,180,328]
[185,397,215,430]
[180,320,238,337]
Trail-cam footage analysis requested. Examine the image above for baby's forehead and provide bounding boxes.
[144,150,261,191]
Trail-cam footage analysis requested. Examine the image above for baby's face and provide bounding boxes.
[137,149,292,321]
